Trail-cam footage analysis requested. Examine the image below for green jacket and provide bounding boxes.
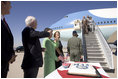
[43,38,59,77]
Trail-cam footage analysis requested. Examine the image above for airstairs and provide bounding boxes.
[82,25,114,71]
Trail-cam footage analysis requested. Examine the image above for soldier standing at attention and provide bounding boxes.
[67,31,83,62]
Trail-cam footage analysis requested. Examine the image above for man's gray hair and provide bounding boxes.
[25,16,36,26]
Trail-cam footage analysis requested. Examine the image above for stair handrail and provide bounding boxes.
[95,25,114,70]
[80,22,88,62]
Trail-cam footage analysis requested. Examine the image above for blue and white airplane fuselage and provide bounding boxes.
[50,8,117,42]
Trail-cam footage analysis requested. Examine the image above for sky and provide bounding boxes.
[4,1,117,47]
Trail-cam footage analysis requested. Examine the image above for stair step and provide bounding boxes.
[86,40,98,42]
[87,54,104,57]
[86,43,99,46]
[85,37,96,39]
[85,39,97,41]
[85,34,96,36]
[88,32,96,34]
[87,47,101,50]
[100,63,108,66]
[87,53,103,56]
[86,44,100,47]
[88,58,105,61]
[88,56,104,58]
[87,50,102,53]
[85,39,98,40]
[102,66,110,70]
[87,51,104,55]
[86,41,98,43]
[88,60,107,64]
[86,45,100,48]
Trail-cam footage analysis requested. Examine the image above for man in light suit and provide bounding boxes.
[21,16,50,78]
[1,1,16,78]
[67,31,83,62]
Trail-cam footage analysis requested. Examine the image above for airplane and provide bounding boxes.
[49,8,117,70]
[50,8,117,43]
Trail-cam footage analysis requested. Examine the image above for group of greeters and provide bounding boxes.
[1,1,83,78]
[22,17,83,77]
[82,15,95,34]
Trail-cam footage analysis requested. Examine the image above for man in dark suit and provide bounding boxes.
[1,1,16,78]
[21,16,50,78]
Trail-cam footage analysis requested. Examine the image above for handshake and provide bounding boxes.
[58,55,64,62]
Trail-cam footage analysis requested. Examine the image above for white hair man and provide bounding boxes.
[25,16,37,29]
[21,16,50,78]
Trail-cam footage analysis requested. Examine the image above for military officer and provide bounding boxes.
[67,31,83,62]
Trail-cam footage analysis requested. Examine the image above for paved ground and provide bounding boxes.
[7,52,44,78]
[7,51,117,78]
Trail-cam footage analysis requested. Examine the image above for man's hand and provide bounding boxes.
[42,48,46,52]
[9,55,17,64]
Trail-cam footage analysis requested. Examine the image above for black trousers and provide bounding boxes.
[23,67,39,78]
[1,63,9,78]
[55,60,62,69]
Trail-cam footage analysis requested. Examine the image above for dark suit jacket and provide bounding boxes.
[55,40,63,57]
[21,27,49,69]
[1,20,15,65]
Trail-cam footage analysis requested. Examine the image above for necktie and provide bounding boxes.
[3,18,10,33]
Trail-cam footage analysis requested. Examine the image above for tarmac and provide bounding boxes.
[7,51,117,78]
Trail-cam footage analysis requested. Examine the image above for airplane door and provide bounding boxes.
[74,20,81,31]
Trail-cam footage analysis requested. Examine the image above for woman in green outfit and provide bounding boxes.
[43,28,62,77]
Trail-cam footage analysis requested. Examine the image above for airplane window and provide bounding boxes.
[114,20,116,23]
[101,22,103,24]
[98,22,99,24]
[107,21,109,23]
[104,21,106,23]
[110,21,112,23]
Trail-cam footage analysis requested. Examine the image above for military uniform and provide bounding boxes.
[67,36,82,62]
